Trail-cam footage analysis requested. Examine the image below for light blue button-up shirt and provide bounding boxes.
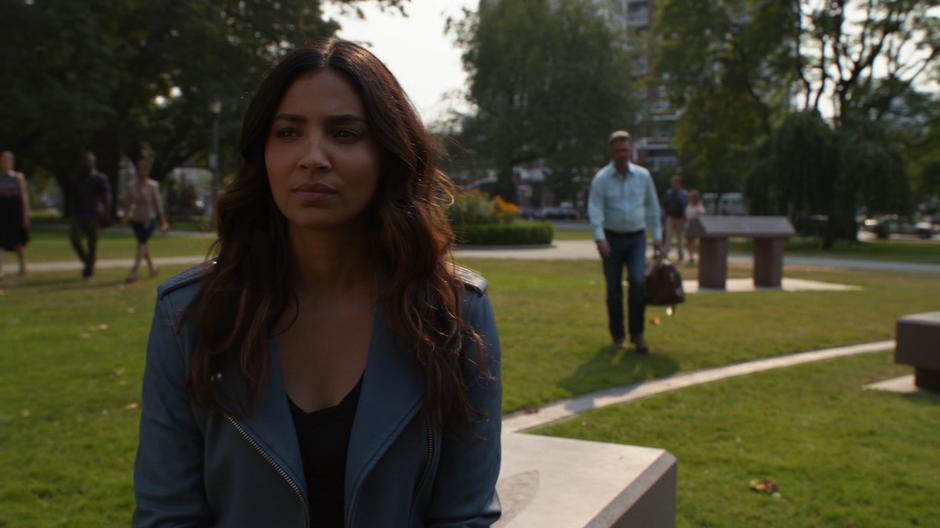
[587,161,663,242]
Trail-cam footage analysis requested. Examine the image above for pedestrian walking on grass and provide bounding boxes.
[588,130,663,354]
[69,152,112,278]
[662,174,688,261]
[133,39,502,528]
[0,150,30,277]
[684,190,706,264]
[122,158,169,283]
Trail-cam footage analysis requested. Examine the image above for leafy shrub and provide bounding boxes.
[492,195,520,222]
[447,190,497,226]
[454,221,554,245]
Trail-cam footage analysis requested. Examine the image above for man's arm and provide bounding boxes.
[587,174,610,258]
[645,174,663,243]
[101,174,113,210]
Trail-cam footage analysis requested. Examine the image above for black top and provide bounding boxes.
[69,170,112,221]
[288,377,363,528]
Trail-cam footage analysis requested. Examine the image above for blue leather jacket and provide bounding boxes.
[133,264,502,527]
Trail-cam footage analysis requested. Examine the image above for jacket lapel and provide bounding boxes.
[345,306,425,516]
[216,342,308,499]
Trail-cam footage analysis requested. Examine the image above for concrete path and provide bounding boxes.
[18,240,938,276]
[503,340,895,433]
[455,240,940,274]
[24,256,205,273]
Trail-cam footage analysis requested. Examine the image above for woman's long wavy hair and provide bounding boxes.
[185,38,486,430]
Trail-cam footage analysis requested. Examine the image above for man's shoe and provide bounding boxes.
[613,338,627,349]
[633,335,650,354]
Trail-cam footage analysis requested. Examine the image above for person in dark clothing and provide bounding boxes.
[662,174,688,261]
[0,150,30,277]
[70,152,112,278]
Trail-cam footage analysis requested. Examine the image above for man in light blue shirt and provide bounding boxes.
[587,130,662,353]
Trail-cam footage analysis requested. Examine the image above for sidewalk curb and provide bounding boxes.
[503,340,895,433]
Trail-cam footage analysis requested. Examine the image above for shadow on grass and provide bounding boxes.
[2,275,128,293]
[555,344,680,407]
[902,390,940,404]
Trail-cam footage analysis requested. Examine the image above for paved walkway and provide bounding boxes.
[503,340,895,433]
[19,240,939,275]
[456,240,940,273]
[25,256,205,273]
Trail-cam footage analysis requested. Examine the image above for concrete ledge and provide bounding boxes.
[496,433,676,528]
[896,311,940,391]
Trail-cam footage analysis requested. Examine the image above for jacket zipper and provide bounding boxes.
[408,419,435,525]
[224,414,310,527]
[417,419,434,493]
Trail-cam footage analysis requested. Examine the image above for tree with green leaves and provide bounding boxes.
[655,0,797,195]
[448,0,638,203]
[656,0,938,244]
[0,0,406,217]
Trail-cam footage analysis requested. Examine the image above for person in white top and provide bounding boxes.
[123,159,169,282]
[684,190,706,264]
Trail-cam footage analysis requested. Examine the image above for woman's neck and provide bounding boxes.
[287,220,376,300]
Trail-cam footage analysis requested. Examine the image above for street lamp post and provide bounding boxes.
[209,97,222,224]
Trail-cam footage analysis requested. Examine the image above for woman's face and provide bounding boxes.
[264,69,381,232]
[0,152,13,172]
[137,160,151,180]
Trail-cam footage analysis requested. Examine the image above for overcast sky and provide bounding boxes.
[323,0,478,124]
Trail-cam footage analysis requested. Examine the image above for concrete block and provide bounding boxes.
[896,312,940,391]
[496,433,676,528]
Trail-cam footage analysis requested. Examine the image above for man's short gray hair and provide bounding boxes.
[608,130,632,145]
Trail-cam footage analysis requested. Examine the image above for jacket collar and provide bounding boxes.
[345,306,425,517]
[215,304,426,513]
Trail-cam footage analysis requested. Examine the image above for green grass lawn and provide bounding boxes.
[460,258,940,411]
[1,261,939,525]
[12,229,215,264]
[538,352,939,527]
[551,227,940,264]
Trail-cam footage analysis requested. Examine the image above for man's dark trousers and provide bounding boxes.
[602,229,646,342]
[70,218,99,277]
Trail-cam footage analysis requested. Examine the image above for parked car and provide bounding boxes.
[701,192,747,215]
[915,220,934,239]
[541,206,579,220]
[519,206,541,220]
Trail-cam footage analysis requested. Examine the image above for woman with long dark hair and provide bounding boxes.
[133,39,502,527]
[0,151,30,277]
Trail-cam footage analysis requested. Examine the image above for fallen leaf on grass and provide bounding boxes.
[666,306,674,316]
[126,307,136,314]
[89,323,109,332]
[749,478,779,494]
[20,409,30,417]
[79,333,91,339]
[115,368,126,376]
[649,316,661,325]
[123,402,141,411]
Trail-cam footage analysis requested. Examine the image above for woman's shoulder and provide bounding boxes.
[453,265,487,297]
[157,261,213,307]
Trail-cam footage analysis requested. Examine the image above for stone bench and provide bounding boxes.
[687,216,795,290]
[895,312,940,391]
[496,432,677,527]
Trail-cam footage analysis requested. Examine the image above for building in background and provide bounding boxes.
[595,0,679,177]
